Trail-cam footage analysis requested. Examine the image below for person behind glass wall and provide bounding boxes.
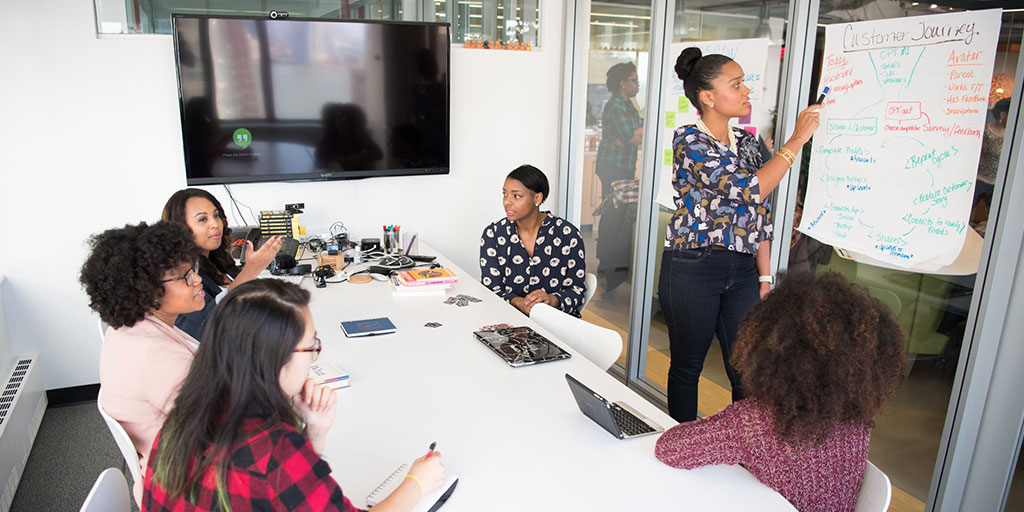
[80,221,205,504]
[144,279,446,511]
[655,272,907,512]
[480,165,588,317]
[660,48,821,422]
[162,188,283,339]
[595,62,643,292]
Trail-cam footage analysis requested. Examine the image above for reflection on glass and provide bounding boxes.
[787,6,1021,510]
[579,1,653,376]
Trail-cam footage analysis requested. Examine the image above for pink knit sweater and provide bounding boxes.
[654,399,870,512]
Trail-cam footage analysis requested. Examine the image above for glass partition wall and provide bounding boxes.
[562,1,1024,511]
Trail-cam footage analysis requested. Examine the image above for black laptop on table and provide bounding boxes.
[565,374,664,439]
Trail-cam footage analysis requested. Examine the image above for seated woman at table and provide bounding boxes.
[80,221,206,503]
[480,164,587,317]
[144,279,445,512]
[654,271,906,512]
[161,188,283,339]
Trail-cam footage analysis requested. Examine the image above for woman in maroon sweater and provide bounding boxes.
[655,271,906,512]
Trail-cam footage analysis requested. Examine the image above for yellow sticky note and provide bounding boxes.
[679,97,690,113]
[665,111,676,128]
[664,149,673,166]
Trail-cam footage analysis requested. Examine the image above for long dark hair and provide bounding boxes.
[731,271,906,445]
[162,188,239,286]
[152,279,311,508]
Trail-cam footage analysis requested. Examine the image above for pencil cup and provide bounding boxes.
[384,230,402,255]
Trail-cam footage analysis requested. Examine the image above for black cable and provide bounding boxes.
[222,185,254,226]
[223,185,259,226]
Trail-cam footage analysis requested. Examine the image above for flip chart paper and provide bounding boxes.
[799,9,1001,268]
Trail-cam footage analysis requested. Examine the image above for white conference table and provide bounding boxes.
[305,244,795,511]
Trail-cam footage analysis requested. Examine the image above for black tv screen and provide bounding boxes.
[172,15,450,184]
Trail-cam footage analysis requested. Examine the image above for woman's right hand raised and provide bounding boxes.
[787,104,823,147]
[244,235,284,271]
[407,452,446,496]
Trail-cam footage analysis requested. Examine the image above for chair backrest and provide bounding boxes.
[854,461,892,512]
[96,389,144,485]
[80,468,132,512]
[97,318,109,343]
[530,303,621,371]
[581,273,597,312]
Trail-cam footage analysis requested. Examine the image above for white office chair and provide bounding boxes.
[854,461,892,512]
[79,468,131,512]
[97,318,109,343]
[530,303,621,371]
[581,272,597,312]
[96,389,144,487]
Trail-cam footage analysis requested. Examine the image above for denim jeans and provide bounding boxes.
[657,247,760,422]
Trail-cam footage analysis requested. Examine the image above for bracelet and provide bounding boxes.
[759,275,775,284]
[404,474,425,496]
[774,151,794,166]
[776,147,796,166]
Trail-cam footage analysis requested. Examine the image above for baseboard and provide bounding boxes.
[45,384,99,407]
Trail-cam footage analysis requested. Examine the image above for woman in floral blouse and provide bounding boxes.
[480,165,587,317]
[660,47,821,422]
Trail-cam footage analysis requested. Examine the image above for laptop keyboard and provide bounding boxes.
[611,404,656,436]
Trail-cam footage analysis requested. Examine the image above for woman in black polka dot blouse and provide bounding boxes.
[480,165,588,317]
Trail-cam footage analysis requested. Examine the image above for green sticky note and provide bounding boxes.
[664,148,673,166]
[679,97,689,112]
[665,111,676,128]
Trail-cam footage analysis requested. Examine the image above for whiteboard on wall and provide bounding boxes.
[657,38,770,208]
[798,9,1002,269]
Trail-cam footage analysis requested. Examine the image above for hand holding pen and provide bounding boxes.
[406,442,445,497]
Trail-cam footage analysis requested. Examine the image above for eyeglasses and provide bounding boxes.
[161,263,200,287]
[294,336,322,357]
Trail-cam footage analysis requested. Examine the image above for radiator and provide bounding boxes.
[0,357,46,512]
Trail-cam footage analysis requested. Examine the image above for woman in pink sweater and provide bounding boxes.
[655,271,906,512]
[80,221,206,503]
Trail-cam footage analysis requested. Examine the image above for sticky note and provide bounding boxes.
[664,149,673,166]
[678,97,689,112]
[743,126,757,137]
[665,111,676,128]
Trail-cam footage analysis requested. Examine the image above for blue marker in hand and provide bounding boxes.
[816,86,831,105]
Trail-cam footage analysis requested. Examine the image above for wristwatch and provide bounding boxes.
[758,275,775,284]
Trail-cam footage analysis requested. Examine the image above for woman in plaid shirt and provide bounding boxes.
[143,279,445,511]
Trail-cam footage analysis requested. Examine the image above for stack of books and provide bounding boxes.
[259,210,299,238]
[390,267,458,297]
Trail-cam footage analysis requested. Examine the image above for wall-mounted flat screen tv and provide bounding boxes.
[172,14,450,185]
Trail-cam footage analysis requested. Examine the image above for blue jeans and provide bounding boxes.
[658,247,760,422]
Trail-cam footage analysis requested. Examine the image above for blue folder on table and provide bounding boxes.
[340,317,396,338]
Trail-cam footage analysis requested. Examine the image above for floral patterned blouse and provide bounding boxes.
[480,213,587,317]
[665,125,773,255]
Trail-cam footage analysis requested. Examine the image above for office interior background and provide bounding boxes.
[1,0,1023,510]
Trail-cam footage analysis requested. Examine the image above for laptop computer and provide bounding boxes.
[565,373,664,439]
[472,326,571,367]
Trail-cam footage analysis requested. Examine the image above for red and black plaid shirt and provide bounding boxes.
[142,417,364,512]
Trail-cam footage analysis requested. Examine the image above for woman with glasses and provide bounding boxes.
[162,188,284,339]
[80,221,207,503]
[144,279,446,512]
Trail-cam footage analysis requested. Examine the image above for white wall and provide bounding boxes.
[0,0,566,390]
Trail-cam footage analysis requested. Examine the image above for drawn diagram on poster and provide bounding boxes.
[657,38,770,208]
[798,9,1001,269]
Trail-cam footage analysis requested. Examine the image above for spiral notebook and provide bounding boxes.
[366,463,459,511]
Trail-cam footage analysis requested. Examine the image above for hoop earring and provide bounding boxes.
[710,103,715,109]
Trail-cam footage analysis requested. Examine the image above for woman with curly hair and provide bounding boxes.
[80,221,207,503]
[161,188,283,339]
[145,279,446,512]
[654,271,906,512]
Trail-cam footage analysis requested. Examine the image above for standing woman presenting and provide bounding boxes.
[659,48,821,422]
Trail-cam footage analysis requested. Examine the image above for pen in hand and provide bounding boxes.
[425,441,437,459]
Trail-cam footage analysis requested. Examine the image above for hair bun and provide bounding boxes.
[675,47,702,81]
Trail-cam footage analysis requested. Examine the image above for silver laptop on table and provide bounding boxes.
[565,374,664,439]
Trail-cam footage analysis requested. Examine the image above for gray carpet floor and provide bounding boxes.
[11,401,139,512]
